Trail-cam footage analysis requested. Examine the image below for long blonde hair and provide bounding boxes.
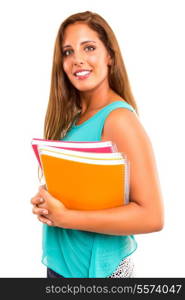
[39,11,139,181]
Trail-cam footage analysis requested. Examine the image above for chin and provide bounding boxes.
[74,83,98,92]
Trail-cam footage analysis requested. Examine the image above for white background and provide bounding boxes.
[0,0,184,277]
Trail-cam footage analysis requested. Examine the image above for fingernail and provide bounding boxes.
[42,210,48,214]
[47,221,52,225]
[40,198,44,203]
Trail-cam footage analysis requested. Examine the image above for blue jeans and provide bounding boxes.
[47,267,65,278]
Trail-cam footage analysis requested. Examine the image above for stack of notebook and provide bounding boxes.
[31,138,130,210]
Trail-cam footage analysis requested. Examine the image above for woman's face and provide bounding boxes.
[62,22,111,92]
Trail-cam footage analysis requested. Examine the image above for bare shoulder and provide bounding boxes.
[102,107,164,224]
[102,107,148,146]
[102,107,154,168]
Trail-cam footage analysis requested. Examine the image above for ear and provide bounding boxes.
[107,54,112,66]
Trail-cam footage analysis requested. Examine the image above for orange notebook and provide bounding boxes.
[38,146,129,210]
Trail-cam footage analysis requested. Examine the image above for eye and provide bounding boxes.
[63,49,73,57]
[84,45,96,52]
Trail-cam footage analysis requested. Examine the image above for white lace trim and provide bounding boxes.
[107,256,135,278]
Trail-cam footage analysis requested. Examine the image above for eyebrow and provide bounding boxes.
[62,40,96,49]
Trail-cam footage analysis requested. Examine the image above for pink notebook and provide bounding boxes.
[31,138,118,168]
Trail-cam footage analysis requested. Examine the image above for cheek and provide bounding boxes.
[63,60,72,75]
[63,61,68,74]
[87,55,98,65]
[88,54,109,71]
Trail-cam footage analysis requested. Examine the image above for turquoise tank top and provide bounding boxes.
[42,100,138,278]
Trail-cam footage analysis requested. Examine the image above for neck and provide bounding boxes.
[79,79,116,114]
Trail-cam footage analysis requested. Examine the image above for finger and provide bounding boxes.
[32,206,48,215]
[30,190,42,201]
[39,187,54,202]
[37,215,52,226]
[36,202,46,209]
[39,184,47,191]
[30,196,45,205]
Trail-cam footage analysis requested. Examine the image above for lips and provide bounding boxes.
[73,69,92,80]
[73,69,92,76]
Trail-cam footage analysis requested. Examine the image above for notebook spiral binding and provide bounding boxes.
[125,157,130,205]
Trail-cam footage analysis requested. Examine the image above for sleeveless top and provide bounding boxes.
[41,100,138,278]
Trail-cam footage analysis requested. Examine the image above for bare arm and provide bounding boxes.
[61,108,164,235]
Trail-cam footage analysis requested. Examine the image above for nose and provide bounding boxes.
[73,52,85,66]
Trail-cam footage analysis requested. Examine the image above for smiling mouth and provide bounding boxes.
[74,70,92,80]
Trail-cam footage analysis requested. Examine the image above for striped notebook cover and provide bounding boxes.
[31,138,118,168]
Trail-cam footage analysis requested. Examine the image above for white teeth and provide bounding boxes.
[75,71,91,76]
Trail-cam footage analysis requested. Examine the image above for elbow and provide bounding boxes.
[144,204,165,233]
[155,208,165,231]
[154,221,164,232]
[143,208,164,233]
[151,215,164,232]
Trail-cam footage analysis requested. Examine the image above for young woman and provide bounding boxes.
[31,11,164,278]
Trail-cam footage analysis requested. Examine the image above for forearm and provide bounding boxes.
[62,202,163,235]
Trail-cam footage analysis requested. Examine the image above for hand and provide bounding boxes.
[31,184,51,226]
[31,185,68,227]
